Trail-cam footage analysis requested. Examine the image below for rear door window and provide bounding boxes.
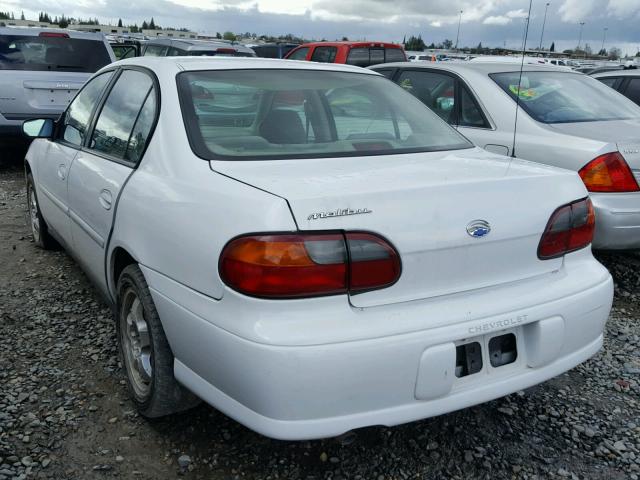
[60,71,114,147]
[597,77,622,89]
[287,47,309,60]
[143,44,167,56]
[311,46,337,63]
[623,78,640,106]
[89,70,155,162]
[0,34,111,72]
[459,85,490,128]
[397,70,456,123]
[167,47,185,56]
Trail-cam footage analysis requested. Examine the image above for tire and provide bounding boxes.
[116,264,200,417]
[26,173,56,249]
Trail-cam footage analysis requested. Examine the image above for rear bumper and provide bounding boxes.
[141,254,613,440]
[591,192,640,249]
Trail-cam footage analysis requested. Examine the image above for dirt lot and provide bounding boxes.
[1,160,639,480]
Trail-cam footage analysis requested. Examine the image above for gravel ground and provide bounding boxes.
[1,161,639,480]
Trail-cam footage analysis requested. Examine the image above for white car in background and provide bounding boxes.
[23,57,612,440]
[372,61,640,249]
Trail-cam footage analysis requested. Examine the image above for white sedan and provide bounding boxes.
[23,57,613,440]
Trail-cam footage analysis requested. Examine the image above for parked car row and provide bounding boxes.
[6,25,640,442]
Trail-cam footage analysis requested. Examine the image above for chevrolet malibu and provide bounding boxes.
[22,57,613,440]
[372,62,640,250]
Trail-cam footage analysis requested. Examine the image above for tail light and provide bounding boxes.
[219,232,401,298]
[538,198,595,260]
[579,152,639,192]
[39,32,69,38]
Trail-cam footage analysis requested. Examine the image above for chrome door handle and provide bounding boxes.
[57,164,66,180]
[99,189,113,210]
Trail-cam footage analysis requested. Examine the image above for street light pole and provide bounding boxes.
[539,2,550,50]
[455,10,463,50]
[601,27,608,55]
[577,21,585,51]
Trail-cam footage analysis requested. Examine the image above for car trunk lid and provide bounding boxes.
[211,148,587,307]
[0,71,88,119]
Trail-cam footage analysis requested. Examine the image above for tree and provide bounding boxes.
[58,15,68,28]
[341,36,349,41]
[117,18,123,27]
[550,41,555,52]
[442,38,453,50]
[223,31,236,41]
[141,20,149,30]
[598,48,607,56]
[216,32,222,39]
[608,47,621,60]
[149,17,156,29]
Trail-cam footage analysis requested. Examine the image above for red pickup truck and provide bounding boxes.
[284,41,407,67]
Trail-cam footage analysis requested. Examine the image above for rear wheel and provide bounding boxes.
[116,264,200,417]
[26,173,55,249]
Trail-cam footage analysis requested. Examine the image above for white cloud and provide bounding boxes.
[607,0,640,18]
[506,8,528,18]
[483,15,511,25]
[557,0,598,22]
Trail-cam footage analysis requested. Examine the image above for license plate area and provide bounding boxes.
[455,331,519,379]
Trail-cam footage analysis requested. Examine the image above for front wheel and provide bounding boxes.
[116,264,200,417]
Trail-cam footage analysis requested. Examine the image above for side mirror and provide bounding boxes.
[22,119,54,139]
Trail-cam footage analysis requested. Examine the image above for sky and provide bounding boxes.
[2,0,639,55]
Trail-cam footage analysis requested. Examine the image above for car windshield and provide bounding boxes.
[0,35,111,72]
[178,69,471,160]
[491,71,640,124]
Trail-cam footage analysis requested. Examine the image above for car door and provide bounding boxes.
[35,71,114,247]
[66,68,158,294]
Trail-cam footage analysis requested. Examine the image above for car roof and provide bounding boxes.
[296,41,402,48]
[592,69,640,78]
[0,26,106,40]
[112,55,383,75]
[371,61,583,76]
[145,38,254,52]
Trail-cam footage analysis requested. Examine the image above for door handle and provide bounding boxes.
[99,189,113,210]
[57,164,66,180]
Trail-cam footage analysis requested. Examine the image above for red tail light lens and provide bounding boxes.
[538,198,595,259]
[579,152,639,192]
[219,232,401,298]
[39,32,69,38]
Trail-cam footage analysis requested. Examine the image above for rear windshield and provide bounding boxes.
[491,71,640,124]
[178,69,471,160]
[0,35,111,72]
[346,47,406,67]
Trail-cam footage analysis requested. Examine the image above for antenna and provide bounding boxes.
[511,0,534,158]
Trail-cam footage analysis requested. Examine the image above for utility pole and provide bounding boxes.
[539,2,550,50]
[455,10,463,50]
[601,27,608,55]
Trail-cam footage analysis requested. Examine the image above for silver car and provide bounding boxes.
[592,69,640,107]
[372,62,640,249]
[141,38,256,57]
[0,27,115,153]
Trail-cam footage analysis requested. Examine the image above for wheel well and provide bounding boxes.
[24,160,32,174]
[112,247,137,288]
